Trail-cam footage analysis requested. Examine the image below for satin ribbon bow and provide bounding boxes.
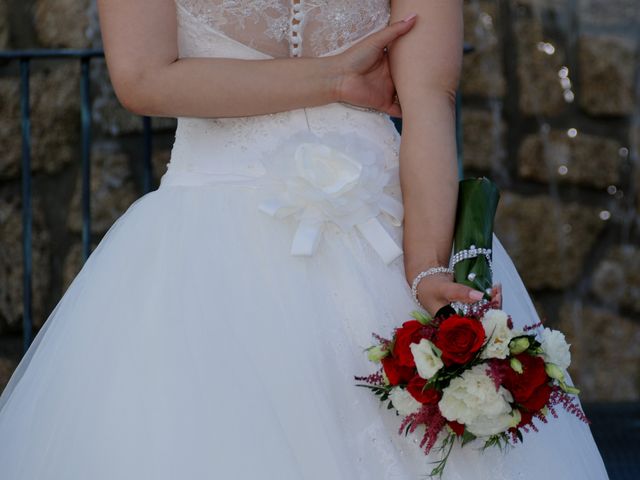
[258,132,404,264]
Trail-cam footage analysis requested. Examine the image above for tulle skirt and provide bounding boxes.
[0,181,609,479]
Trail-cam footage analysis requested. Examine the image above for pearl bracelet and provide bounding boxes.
[411,266,454,310]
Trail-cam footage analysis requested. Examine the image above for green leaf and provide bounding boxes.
[452,177,501,293]
[461,430,477,446]
[411,310,432,325]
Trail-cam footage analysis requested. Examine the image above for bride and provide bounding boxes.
[0,1,609,479]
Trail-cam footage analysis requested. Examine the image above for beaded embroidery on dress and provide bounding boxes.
[0,1,609,479]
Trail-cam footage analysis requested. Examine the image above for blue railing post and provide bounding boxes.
[19,58,33,351]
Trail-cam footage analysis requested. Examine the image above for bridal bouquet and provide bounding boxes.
[356,178,588,478]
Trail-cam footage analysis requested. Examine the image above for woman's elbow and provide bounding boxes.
[109,64,158,116]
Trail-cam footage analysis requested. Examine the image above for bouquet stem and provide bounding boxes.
[452,178,501,297]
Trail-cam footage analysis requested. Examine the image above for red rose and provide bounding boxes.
[381,356,414,386]
[519,383,552,412]
[393,320,429,367]
[433,315,486,365]
[516,409,534,428]
[448,421,465,437]
[501,353,549,406]
[407,375,441,404]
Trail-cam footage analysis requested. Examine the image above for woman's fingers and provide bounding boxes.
[489,283,503,309]
[385,101,402,117]
[442,282,486,304]
[367,14,417,50]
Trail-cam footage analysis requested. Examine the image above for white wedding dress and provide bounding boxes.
[0,1,609,479]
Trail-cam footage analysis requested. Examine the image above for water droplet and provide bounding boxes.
[567,128,578,138]
[537,42,555,55]
[607,185,617,195]
[558,165,569,175]
[563,90,575,103]
[618,147,629,157]
[599,210,611,221]
[558,66,569,78]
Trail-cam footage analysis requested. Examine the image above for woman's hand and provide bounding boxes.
[333,14,417,117]
[416,273,503,317]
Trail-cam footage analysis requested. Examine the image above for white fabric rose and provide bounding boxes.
[410,339,444,380]
[258,131,404,264]
[539,327,571,370]
[438,364,514,438]
[480,309,515,360]
[389,387,422,416]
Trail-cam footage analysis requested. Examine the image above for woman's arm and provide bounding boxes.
[389,0,486,316]
[97,0,415,118]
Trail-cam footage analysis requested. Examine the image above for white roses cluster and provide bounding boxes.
[438,364,520,437]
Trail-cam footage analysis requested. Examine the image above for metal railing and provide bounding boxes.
[1,44,472,354]
[0,49,155,352]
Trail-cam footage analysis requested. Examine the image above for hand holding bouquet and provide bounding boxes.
[356,178,588,478]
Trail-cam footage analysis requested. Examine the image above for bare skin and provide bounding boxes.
[389,0,501,315]
[97,0,500,316]
[97,0,416,117]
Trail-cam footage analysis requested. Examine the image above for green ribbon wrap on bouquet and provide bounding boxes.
[452,177,501,298]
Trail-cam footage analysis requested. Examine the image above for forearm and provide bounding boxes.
[117,55,341,118]
[388,0,464,285]
[399,96,459,284]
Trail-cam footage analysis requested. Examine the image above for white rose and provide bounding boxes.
[466,409,522,437]
[539,327,571,370]
[294,143,363,195]
[389,387,422,416]
[410,339,444,380]
[438,364,513,436]
[480,309,515,360]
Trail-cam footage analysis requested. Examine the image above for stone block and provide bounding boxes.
[578,0,640,27]
[461,1,505,98]
[33,0,91,48]
[591,245,640,314]
[513,1,568,116]
[0,64,80,180]
[0,190,51,333]
[578,34,637,117]
[67,147,138,234]
[461,108,506,172]
[518,129,622,189]
[495,192,604,290]
[0,0,8,49]
[559,302,640,401]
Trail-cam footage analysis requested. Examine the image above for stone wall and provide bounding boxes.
[0,0,639,402]
[462,0,640,401]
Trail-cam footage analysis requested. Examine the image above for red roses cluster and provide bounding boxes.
[381,314,486,387]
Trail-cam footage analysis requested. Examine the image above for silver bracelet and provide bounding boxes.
[411,266,454,310]
[449,244,493,274]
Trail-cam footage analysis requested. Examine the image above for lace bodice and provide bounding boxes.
[175,0,390,58]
